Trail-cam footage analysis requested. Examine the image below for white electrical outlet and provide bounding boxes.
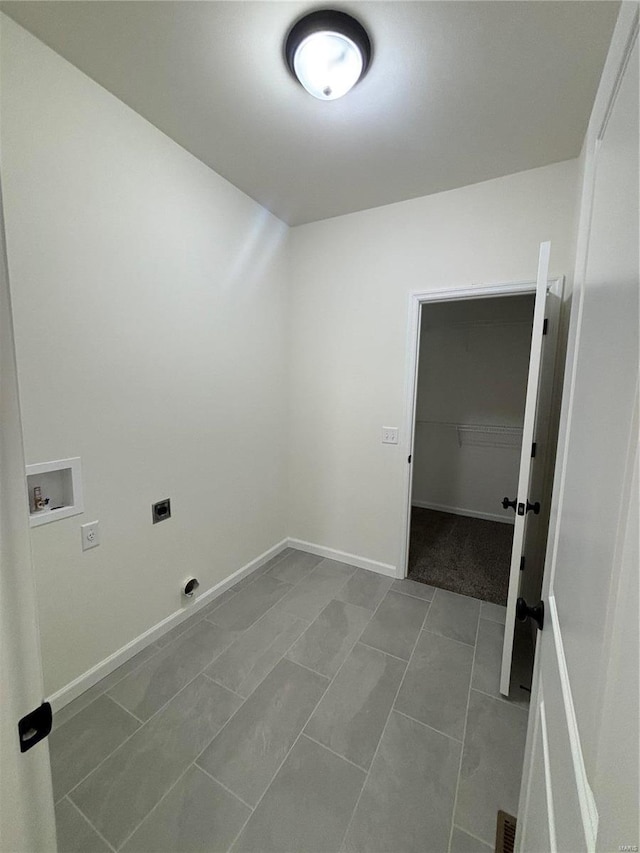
[382,427,399,444]
[81,520,100,551]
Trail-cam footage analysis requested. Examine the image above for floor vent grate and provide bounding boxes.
[495,810,517,853]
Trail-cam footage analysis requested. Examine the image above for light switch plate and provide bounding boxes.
[382,427,399,444]
[81,520,100,551]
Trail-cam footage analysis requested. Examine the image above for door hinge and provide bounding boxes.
[18,702,52,753]
[520,556,525,571]
[542,318,548,335]
[407,454,412,463]
[531,442,537,458]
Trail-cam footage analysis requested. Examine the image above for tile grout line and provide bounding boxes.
[200,671,246,700]
[265,553,326,590]
[243,583,377,694]
[234,595,351,696]
[279,657,332,681]
[357,639,410,664]
[301,732,369,774]
[452,823,494,849]
[478,613,506,626]
[197,547,298,623]
[204,610,312,684]
[64,795,118,853]
[202,611,309,702]
[204,555,338,632]
[392,708,464,745]
[421,625,477,648]
[115,763,195,851]
[53,644,165,731]
[195,762,256,811]
[263,561,359,624]
[337,596,433,851]
[115,748,256,852]
[283,597,394,682]
[154,609,212,648]
[334,597,385,618]
[220,577,394,853]
[391,588,436,603]
[65,722,147,808]
[478,607,507,626]
[222,545,293,590]
[433,586,487,606]
[282,579,395,686]
[104,692,146,725]
[267,553,325,586]
[446,610,481,853]
[470,686,530,713]
[213,614,314,699]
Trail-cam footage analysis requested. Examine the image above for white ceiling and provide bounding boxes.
[1,1,618,225]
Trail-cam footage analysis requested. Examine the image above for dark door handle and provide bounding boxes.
[516,597,544,631]
[502,497,517,511]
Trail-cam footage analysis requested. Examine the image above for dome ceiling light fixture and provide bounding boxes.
[285,9,372,101]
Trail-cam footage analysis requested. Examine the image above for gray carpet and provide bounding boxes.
[408,508,513,605]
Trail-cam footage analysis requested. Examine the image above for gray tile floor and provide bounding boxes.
[51,549,529,853]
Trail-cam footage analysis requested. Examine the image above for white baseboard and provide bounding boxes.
[47,538,289,712]
[411,500,514,525]
[286,538,397,578]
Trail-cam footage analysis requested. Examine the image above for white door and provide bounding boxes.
[517,7,638,851]
[0,180,57,846]
[500,241,552,696]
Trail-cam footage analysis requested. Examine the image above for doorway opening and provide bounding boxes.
[408,293,535,604]
[400,269,563,697]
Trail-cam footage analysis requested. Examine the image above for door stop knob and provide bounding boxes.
[516,597,544,631]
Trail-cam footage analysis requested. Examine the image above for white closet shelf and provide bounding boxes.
[416,420,523,449]
[421,320,532,331]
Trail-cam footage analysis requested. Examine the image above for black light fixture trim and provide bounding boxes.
[284,9,372,84]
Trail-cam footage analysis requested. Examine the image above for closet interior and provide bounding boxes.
[409,294,535,605]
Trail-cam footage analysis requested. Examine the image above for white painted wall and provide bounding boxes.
[1,17,289,696]
[288,159,579,571]
[412,295,534,522]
